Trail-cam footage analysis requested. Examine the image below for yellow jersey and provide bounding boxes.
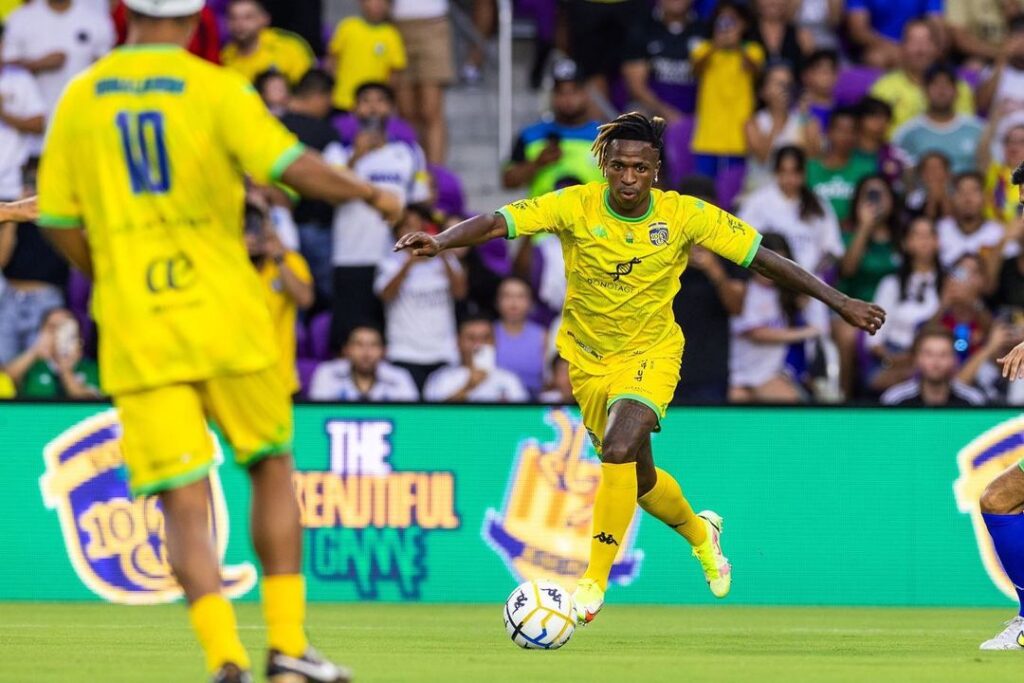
[498,183,762,374]
[328,17,406,110]
[221,28,314,85]
[690,41,765,155]
[257,251,312,395]
[37,45,305,395]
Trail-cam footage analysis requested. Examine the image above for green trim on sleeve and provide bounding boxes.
[130,461,213,497]
[607,393,665,426]
[37,213,83,229]
[740,232,763,268]
[237,440,293,467]
[269,143,306,183]
[497,206,517,239]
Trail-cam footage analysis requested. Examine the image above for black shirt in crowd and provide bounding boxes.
[280,112,341,229]
[3,222,69,287]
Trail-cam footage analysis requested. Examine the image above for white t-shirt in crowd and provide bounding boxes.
[332,139,429,267]
[373,252,460,365]
[392,0,449,20]
[868,271,940,352]
[0,67,44,199]
[738,182,844,272]
[2,1,113,120]
[423,364,529,403]
[730,280,792,388]
[308,359,419,402]
[743,110,805,195]
[935,217,1005,268]
[984,64,1024,111]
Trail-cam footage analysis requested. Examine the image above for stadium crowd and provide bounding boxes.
[2,0,1024,407]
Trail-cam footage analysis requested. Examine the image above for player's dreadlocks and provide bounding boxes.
[591,112,667,168]
[1012,160,1024,186]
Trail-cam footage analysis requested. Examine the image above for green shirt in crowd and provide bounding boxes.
[20,359,100,398]
[806,152,877,222]
[837,230,900,302]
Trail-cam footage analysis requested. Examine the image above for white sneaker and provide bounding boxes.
[980,616,1024,650]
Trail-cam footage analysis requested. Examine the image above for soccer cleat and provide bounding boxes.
[692,510,731,598]
[266,647,352,683]
[211,663,252,683]
[979,617,1024,650]
[571,578,605,627]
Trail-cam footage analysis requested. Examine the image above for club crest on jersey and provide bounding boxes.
[648,222,668,246]
[39,410,256,604]
[483,408,643,593]
[953,416,1024,602]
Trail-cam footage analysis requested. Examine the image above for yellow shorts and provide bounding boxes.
[569,352,680,454]
[114,367,293,496]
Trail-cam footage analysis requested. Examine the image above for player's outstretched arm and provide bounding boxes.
[999,341,1024,381]
[41,227,92,278]
[280,150,402,223]
[394,212,510,257]
[0,196,38,223]
[749,246,885,335]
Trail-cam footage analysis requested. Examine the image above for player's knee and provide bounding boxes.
[980,483,1012,514]
[600,439,636,465]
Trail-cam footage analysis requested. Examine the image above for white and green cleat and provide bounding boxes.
[571,578,605,627]
[980,617,1024,650]
[692,510,731,598]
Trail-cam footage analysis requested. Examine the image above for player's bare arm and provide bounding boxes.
[0,196,38,223]
[280,150,402,223]
[749,246,886,335]
[41,227,93,278]
[998,340,1024,381]
[394,212,510,257]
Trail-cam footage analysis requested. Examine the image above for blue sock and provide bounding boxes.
[982,513,1024,617]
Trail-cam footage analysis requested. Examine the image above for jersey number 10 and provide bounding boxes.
[116,111,170,195]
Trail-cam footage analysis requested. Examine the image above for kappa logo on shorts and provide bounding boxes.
[953,416,1024,602]
[39,410,256,604]
[483,409,643,592]
[648,222,668,246]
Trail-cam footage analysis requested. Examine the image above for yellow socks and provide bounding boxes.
[262,574,309,657]
[583,462,638,591]
[188,593,250,672]
[638,467,707,547]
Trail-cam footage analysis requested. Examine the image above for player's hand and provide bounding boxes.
[394,231,441,257]
[838,297,885,335]
[368,186,402,225]
[0,195,38,223]
[998,340,1024,380]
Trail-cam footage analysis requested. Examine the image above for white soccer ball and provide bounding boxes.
[503,579,575,650]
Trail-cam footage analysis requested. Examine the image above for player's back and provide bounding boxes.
[38,45,303,395]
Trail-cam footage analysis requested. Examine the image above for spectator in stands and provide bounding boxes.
[799,48,838,130]
[4,307,99,398]
[848,0,945,69]
[327,0,406,113]
[539,356,574,404]
[112,1,221,63]
[565,0,644,97]
[261,0,325,56]
[729,233,819,403]
[674,176,748,405]
[893,64,985,175]
[796,0,843,50]
[957,319,1019,403]
[308,325,419,401]
[622,0,704,124]
[806,106,876,221]
[1,0,113,144]
[245,190,314,396]
[905,150,954,220]
[977,17,1024,113]
[494,276,547,397]
[870,20,975,132]
[857,97,905,189]
[980,115,1024,225]
[740,146,843,275]
[375,207,465,391]
[392,0,454,163]
[751,0,813,72]
[880,325,986,405]
[503,60,601,198]
[931,253,993,362]
[937,172,1007,273]
[691,2,764,202]
[867,216,943,393]
[280,69,345,303]
[992,218,1024,314]
[254,69,290,116]
[0,65,45,201]
[743,64,823,195]
[423,314,528,403]
[331,82,430,349]
[948,0,1024,67]
[221,0,314,85]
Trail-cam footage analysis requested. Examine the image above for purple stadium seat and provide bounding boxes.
[309,312,333,361]
[429,163,467,218]
[66,269,91,319]
[958,67,982,90]
[663,116,696,190]
[834,66,882,106]
[296,358,320,399]
[716,162,747,213]
[295,320,310,360]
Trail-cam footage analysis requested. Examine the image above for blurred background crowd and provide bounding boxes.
[2,0,1024,408]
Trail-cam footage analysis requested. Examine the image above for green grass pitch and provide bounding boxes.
[1,603,1021,682]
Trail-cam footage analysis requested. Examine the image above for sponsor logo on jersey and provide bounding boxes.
[483,409,643,592]
[293,419,460,599]
[648,222,668,246]
[609,257,642,281]
[953,416,1024,601]
[40,410,255,604]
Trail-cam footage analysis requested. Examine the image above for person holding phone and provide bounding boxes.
[422,314,528,402]
[2,306,99,398]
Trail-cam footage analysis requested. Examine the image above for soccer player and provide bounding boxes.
[35,1,401,682]
[395,112,886,626]
[975,161,1024,651]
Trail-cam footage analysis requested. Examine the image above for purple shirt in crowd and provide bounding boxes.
[495,320,547,397]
